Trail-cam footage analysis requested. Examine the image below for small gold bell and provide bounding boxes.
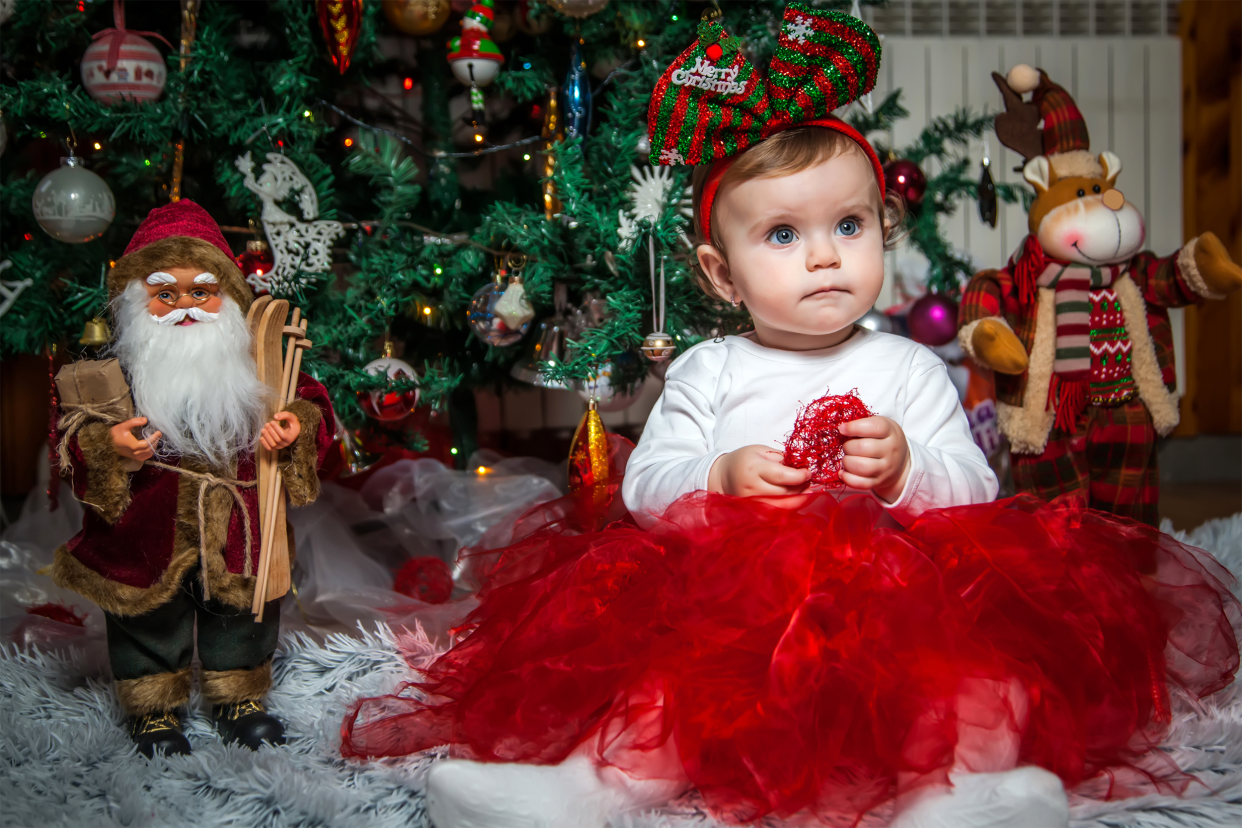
[79,317,111,347]
[640,331,675,362]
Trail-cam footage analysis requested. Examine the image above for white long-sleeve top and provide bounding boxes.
[622,328,998,526]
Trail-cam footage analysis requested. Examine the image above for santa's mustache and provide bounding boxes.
[152,306,219,326]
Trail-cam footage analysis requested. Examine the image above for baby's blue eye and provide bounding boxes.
[767,227,797,245]
[837,219,860,236]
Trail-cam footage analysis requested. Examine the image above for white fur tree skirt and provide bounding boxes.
[2,514,1241,828]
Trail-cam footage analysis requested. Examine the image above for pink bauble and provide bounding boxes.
[358,356,420,422]
[907,293,959,346]
[81,32,167,104]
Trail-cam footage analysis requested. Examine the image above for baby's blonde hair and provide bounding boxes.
[690,127,905,299]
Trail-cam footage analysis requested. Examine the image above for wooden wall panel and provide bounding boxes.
[1179,0,1242,436]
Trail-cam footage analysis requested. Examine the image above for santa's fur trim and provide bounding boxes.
[280,398,323,508]
[76,421,133,523]
[1114,275,1181,436]
[997,288,1057,454]
[109,236,251,313]
[1048,150,1104,180]
[114,667,193,715]
[201,662,273,705]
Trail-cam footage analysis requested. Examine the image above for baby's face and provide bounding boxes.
[702,149,886,350]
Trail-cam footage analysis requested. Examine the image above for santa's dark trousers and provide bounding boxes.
[104,566,280,714]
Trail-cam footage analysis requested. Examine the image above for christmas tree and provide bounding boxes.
[1,0,1024,466]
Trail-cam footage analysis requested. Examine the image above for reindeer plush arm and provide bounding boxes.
[1128,232,1242,307]
[958,269,1031,375]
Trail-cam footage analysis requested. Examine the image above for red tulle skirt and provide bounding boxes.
[342,487,1239,822]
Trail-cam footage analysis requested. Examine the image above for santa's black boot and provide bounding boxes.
[130,710,192,758]
[213,699,286,749]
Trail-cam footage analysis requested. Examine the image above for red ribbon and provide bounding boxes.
[91,0,171,76]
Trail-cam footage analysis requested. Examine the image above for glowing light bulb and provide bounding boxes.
[344,137,354,147]
[636,39,646,48]
[93,142,102,150]
[423,307,431,315]
[404,77,414,90]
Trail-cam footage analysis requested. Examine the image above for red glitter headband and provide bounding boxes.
[699,117,887,244]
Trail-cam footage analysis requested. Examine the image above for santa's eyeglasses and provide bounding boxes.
[153,287,217,307]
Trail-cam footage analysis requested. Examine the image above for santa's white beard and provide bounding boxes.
[111,281,271,468]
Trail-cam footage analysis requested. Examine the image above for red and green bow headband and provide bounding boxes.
[647,4,885,239]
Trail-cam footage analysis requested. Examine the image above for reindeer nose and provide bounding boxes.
[1102,189,1125,211]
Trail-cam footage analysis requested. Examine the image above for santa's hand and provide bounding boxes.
[110,417,160,462]
[709,445,812,497]
[838,416,911,503]
[260,411,301,451]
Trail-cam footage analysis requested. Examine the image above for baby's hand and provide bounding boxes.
[709,445,812,497]
[110,417,160,462]
[259,411,301,451]
[838,416,910,503]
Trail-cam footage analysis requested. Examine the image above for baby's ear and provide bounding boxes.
[695,244,734,303]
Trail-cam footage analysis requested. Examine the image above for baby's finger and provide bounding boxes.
[841,437,886,457]
[838,470,875,490]
[758,463,811,487]
[842,455,884,478]
[838,417,888,439]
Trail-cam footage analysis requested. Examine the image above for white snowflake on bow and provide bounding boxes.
[658,148,685,165]
[618,165,692,252]
[786,15,814,43]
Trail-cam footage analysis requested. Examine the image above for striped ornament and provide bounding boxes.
[80,32,166,104]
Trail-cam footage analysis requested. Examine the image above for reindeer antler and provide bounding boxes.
[991,71,1043,166]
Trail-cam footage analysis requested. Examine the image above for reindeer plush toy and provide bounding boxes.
[959,65,1241,525]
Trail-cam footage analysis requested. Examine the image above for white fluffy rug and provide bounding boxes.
[2,514,1241,828]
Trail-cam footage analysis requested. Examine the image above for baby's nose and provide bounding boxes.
[1102,189,1125,211]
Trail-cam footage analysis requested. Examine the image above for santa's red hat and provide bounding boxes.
[108,199,251,311]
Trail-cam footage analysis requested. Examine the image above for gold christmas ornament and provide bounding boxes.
[541,86,562,222]
[79,316,111,347]
[640,331,675,361]
[567,399,612,493]
[383,0,451,36]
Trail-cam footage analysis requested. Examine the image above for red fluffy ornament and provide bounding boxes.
[394,557,454,604]
[783,388,873,486]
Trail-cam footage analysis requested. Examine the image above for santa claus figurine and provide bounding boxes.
[50,200,335,757]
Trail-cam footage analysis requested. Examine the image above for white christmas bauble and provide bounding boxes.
[449,56,501,87]
[362,356,420,420]
[549,0,610,19]
[575,360,644,412]
[80,32,167,104]
[32,157,116,243]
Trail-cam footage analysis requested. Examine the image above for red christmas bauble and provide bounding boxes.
[317,0,363,74]
[235,240,275,295]
[907,292,960,346]
[883,158,927,206]
[358,356,420,422]
[394,556,454,604]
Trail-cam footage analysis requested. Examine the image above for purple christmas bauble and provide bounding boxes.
[908,293,959,346]
[883,158,926,206]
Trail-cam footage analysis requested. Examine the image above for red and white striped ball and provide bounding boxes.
[80,32,166,104]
